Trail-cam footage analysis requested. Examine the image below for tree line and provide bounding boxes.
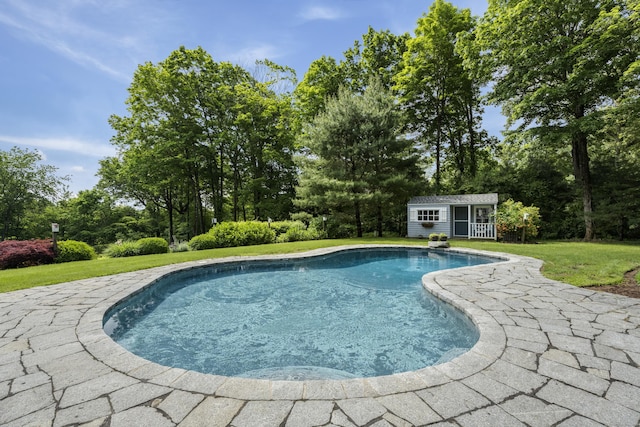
[2,0,639,244]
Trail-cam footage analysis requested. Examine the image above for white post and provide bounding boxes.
[494,203,498,240]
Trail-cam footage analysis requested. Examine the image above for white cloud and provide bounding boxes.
[225,44,283,67]
[0,0,169,82]
[299,6,345,21]
[0,135,115,158]
[70,165,86,172]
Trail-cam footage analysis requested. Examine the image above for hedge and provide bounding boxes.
[136,237,169,255]
[188,221,276,250]
[55,240,97,263]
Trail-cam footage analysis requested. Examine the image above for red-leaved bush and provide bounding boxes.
[0,240,55,269]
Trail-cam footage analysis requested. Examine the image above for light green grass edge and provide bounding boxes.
[0,238,638,293]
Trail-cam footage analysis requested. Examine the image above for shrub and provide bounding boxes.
[327,222,356,239]
[189,221,276,251]
[289,212,313,225]
[269,220,306,236]
[208,222,242,248]
[439,233,448,241]
[276,226,323,243]
[170,242,190,253]
[429,233,440,241]
[104,241,140,258]
[188,233,218,251]
[208,221,275,248]
[55,240,97,263]
[495,199,541,242]
[0,240,55,269]
[136,237,169,255]
[236,221,276,246]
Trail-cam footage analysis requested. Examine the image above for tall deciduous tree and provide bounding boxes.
[295,28,408,124]
[471,0,640,240]
[395,0,485,192]
[296,80,421,237]
[101,47,297,240]
[0,147,67,241]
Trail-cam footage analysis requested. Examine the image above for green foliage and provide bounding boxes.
[0,147,68,241]
[209,221,276,248]
[395,0,486,191]
[101,47,297,240]
[296,79,422,237]
[289,212,313,225]
[439,233,448,241]
[2,239,639,293]
[471,0,640,239]
[104,237,169,257]
[269,220,307,236]
[55,240,97,263]
[495,199,541,242]
[590,144,640,240]
[189,221,276,250]
[429,233,440,241]
[136,237,169,255]
[275,223,324,243]
[294,28,408,124]
[169,241,190,253]
[187,234,218,251]
[104,241,140,258]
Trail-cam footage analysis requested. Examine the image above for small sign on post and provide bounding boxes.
[51,223,59,252]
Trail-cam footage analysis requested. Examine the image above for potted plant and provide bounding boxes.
[421,222,435,229]
[428,233,449,248]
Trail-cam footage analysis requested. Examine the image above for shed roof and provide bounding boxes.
[408,193,498,205]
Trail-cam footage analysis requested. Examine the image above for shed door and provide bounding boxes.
[454,206,468,237]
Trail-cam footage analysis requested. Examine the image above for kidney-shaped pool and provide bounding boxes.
[103,247,496,380]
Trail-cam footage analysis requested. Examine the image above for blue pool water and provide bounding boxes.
[104,247,494,379]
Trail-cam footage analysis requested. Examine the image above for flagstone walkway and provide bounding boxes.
[1,246,639,426]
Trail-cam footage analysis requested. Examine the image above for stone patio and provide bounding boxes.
[0,245,639,426]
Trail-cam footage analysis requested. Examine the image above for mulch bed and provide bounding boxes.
[585,268,640,299]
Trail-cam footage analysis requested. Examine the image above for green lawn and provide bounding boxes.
[0,238,638,293]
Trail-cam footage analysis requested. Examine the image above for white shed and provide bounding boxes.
[407,193,498,239]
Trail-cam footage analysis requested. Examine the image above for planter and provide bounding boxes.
[428,241,450,248]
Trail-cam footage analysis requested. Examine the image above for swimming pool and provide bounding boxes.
[104,247,495,380]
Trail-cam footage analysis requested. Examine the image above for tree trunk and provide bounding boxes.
[165,190,175,244]
[571,130,594,240]
[354,200,363,237]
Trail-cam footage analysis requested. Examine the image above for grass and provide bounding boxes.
[0,238,638,293]
[452,240,640,287]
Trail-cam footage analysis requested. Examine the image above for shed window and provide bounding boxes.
[409,207,447,222]
[418,209,440,222]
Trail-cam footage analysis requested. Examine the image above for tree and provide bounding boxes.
[294,56,347,125]
[295,28,408,124]
[395,0,486,192]
[101,47,297,240]
[471,0,640,240]
[342,27,409,93]
[296,80,422,237]
[0,147,67,240]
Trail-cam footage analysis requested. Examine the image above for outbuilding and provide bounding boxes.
[407,193,498,239]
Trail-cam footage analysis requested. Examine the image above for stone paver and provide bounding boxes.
[0,245,639,426]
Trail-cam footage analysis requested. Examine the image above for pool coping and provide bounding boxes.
[82,245,512,401]
[2,244,640,426]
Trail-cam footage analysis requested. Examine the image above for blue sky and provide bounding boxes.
[0,0,497,194]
